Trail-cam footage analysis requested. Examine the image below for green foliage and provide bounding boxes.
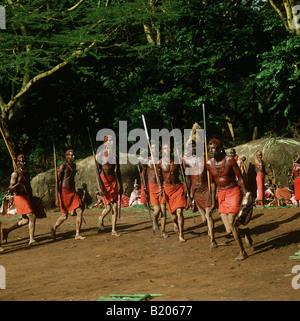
[0,0,299,188]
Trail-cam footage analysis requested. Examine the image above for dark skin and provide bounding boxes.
[97,137,123,236]
[51,150,85,240]
[2,155,37,246]
[183,141,217,248]
[254,150,269,208]
[157,143,185,242]
[292,155,300,207]
[142,143,168,238]
[206,142,248,261]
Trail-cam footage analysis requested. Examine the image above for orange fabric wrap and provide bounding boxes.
[148,183,165,206]
[163,184,186,214]
[58,188,82,213]
[14,193,34,215]
[100,174,118,204]
[294,177,300,201]
[256,172,265,201]
[217,186,241,215]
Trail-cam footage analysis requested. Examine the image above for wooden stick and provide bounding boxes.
[0,126,16,170]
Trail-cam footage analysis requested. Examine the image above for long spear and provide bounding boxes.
[202,103,211,204]
[133,144,152,221]
[87,127,106,207]
[170,122,193,222]
[141,115,163,199]
[0,126,16,170]
[53,143,59,207]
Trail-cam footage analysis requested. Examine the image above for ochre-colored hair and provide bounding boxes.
[65,149,74,156]
[208,138,223,150]
[104,135,113,143]
[17,154,26,162]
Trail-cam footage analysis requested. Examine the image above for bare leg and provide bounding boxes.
[171,213,178,234]
[27,213,38,245]
[3,215,29,242]
[51,212,68,240]
[227,213,248,261]
[220,213,232,235]
[205,207,217,248]
[152,205,160,234]
[111,201,120,236]
[176,208,185,242]
[197,207,206,223]
[98,204,111,232]
[75,207,86,240]
[160,203,168,238]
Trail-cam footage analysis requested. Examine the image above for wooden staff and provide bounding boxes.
[87,127,106,206]
[53,143,59,207]
[170,122,192,210]
[141,115,163,199]
[0,126,16,170]
[202,103,211,204]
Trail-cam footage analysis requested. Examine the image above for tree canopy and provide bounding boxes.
[0,0,299,186]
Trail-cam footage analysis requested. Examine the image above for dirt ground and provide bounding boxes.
[0,205,300,301]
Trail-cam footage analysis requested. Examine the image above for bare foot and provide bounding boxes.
[210,241,218,249]
[75,235,86,240]
[0,246,4,252]
[111,231,121,237]
[153,221,159,234]
[28,240,39,246]
[179,235,185,242]
[50,227,56,241]
[161,231,169,238]
[98,217,104,232]
[234,251,248,261]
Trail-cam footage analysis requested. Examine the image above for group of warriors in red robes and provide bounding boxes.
[0,133,299,261]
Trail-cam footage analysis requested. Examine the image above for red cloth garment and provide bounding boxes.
[118,194,130,207]
[58,187,82,213]
[163,183,187,214]
[293,163,300,200]
[193,184,210,210]
[148,183,165,206]
[275,187,292,201]
[100,174,118,204]
[256,172,265,201]
[295,177,300,201]
[14,193,34,215]
[217,185,242,215]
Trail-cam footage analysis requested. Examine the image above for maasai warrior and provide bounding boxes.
[138,148,149,211]
[143,141,168,238]
[183,140,217,248]
[97,135,123,236]
[158,142,187,242]
[230,149,248,187]
[51,149,85,240]
[254,150,267,208]
[206,139,250,261]
[230,149,241,167]
[292,155,300,207]
[2,154,38,246]
[239,156,248,187]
